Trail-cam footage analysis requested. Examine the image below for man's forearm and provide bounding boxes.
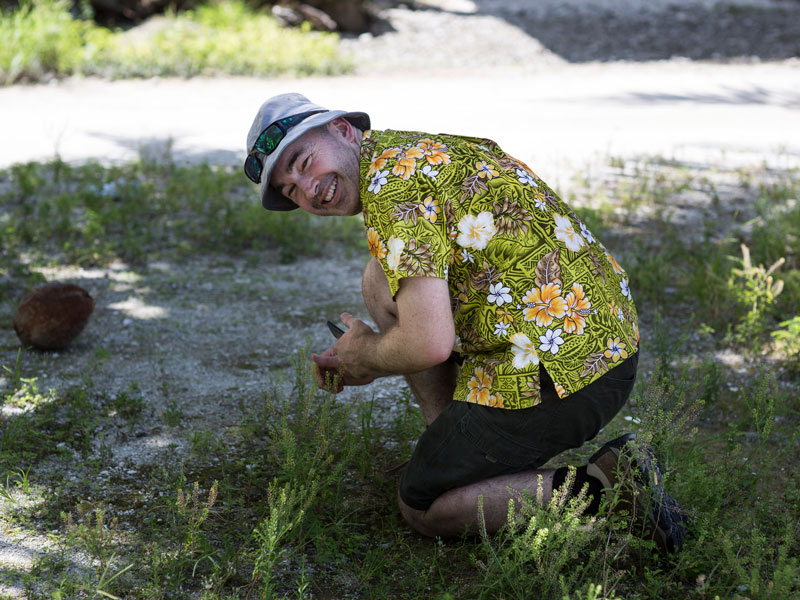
[335,276,456,383]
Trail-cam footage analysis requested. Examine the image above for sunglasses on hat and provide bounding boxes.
[244,109,326,184]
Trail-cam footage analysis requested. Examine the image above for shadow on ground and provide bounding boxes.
[396,0,800,62]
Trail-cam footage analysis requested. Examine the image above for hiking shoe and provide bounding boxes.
[587,433,687,553]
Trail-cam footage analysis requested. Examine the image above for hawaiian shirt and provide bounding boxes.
[359,129,639,410]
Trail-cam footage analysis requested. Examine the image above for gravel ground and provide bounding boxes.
[341,0,800,72]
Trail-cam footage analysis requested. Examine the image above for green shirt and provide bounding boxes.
[359,129,638,409]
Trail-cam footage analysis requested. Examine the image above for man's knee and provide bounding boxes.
[362,259,396,330]
[397,493,438,538]
[397,490,473,538]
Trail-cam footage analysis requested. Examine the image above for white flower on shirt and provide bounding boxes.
[456,211,496,251]
[493,322,510,337]
[487,282,512,306]
[509,332,540,369]
[553,213,585,252]
[620,277,632,300]
[421,164,439,180]
[368,169,389,194]
[539,328,565,355]
[386,237,405,270]
[516,168,537,187]
[579,222,595,244]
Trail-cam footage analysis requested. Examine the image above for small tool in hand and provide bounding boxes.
[326,320,346,339]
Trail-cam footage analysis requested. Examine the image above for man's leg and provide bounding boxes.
[399,469,557,537]
[362,259,458,425]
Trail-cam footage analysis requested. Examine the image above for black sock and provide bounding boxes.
[552,465,603,515]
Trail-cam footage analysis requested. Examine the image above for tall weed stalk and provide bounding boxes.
[476,470,612,600]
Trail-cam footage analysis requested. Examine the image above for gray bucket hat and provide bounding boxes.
[245,93,370,211]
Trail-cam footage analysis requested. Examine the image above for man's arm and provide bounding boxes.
[312,276,455,389]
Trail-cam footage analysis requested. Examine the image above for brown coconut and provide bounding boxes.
[13,283,94,350]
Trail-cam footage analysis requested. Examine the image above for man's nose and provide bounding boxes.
[298,175,317,200]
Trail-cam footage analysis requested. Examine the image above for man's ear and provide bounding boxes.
[328,117,359,143]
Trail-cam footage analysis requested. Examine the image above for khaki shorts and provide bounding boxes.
[399,352,638,510]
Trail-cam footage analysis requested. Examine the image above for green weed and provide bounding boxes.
[0,158,366,270]
[63,504,118,580]
[772,315,800,370]
[476,470,610,600]
[725,243,785,350]
[251,480,320,598]
[175,480,219,560]
[0,467,31,503]
[0,0,352,85]
[110,382,144,422]
[162,398,184,428]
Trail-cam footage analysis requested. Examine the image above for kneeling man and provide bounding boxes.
[244,93,686,553]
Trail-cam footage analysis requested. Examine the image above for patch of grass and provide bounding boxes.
[0,0,352,84]
[3,156,800,598]
[575,159,800,362]
[0,155,367,275]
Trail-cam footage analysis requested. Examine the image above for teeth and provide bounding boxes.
[323,178,336,204]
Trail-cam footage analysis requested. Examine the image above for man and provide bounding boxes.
[244,93,686,552]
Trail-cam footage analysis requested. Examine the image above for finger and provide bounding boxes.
[340,312,355,327]
[313,353,341,369]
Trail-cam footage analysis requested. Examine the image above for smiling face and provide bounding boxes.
[270,118,363,216]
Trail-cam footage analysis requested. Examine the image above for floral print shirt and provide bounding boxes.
[359,129,639,409]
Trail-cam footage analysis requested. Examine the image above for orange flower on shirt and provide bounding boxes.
[368,148,400,176]
[392,146,424,180]
[563,282,591,335]
[467,366,492,405]
[604,337,628,363]
[367,227,387,260]
[605,249,624,274]
[456,281,469,304]
[522,283,568,327]
[481,392,504,408]
[416,138,451,166]
[419,196,440,223]
[476,160,499,179]
[496,306,514,325]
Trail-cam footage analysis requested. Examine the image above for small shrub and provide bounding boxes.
[772,315,800,370]
[476,471,611,600]
[1,0,352,84]
[0,0,92,84]
[725,243,784,350]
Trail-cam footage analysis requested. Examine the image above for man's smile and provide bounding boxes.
[319,176,337,208]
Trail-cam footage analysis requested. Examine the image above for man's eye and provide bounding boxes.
[302,156,310,171]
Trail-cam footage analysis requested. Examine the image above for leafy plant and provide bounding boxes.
[1,0,352,84]
[726,243,785,349]
[251,480,320,598]
[772,315,800,370]
[476,470,610,600]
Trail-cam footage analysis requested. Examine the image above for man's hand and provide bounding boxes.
[312,276,455,392]
[311,314,377,393]
[331,312,379,385]
[311,348,345,393]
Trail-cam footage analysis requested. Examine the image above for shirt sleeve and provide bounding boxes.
[361,133,452,297]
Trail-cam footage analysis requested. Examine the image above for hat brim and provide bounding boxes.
[259,110,370,211]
